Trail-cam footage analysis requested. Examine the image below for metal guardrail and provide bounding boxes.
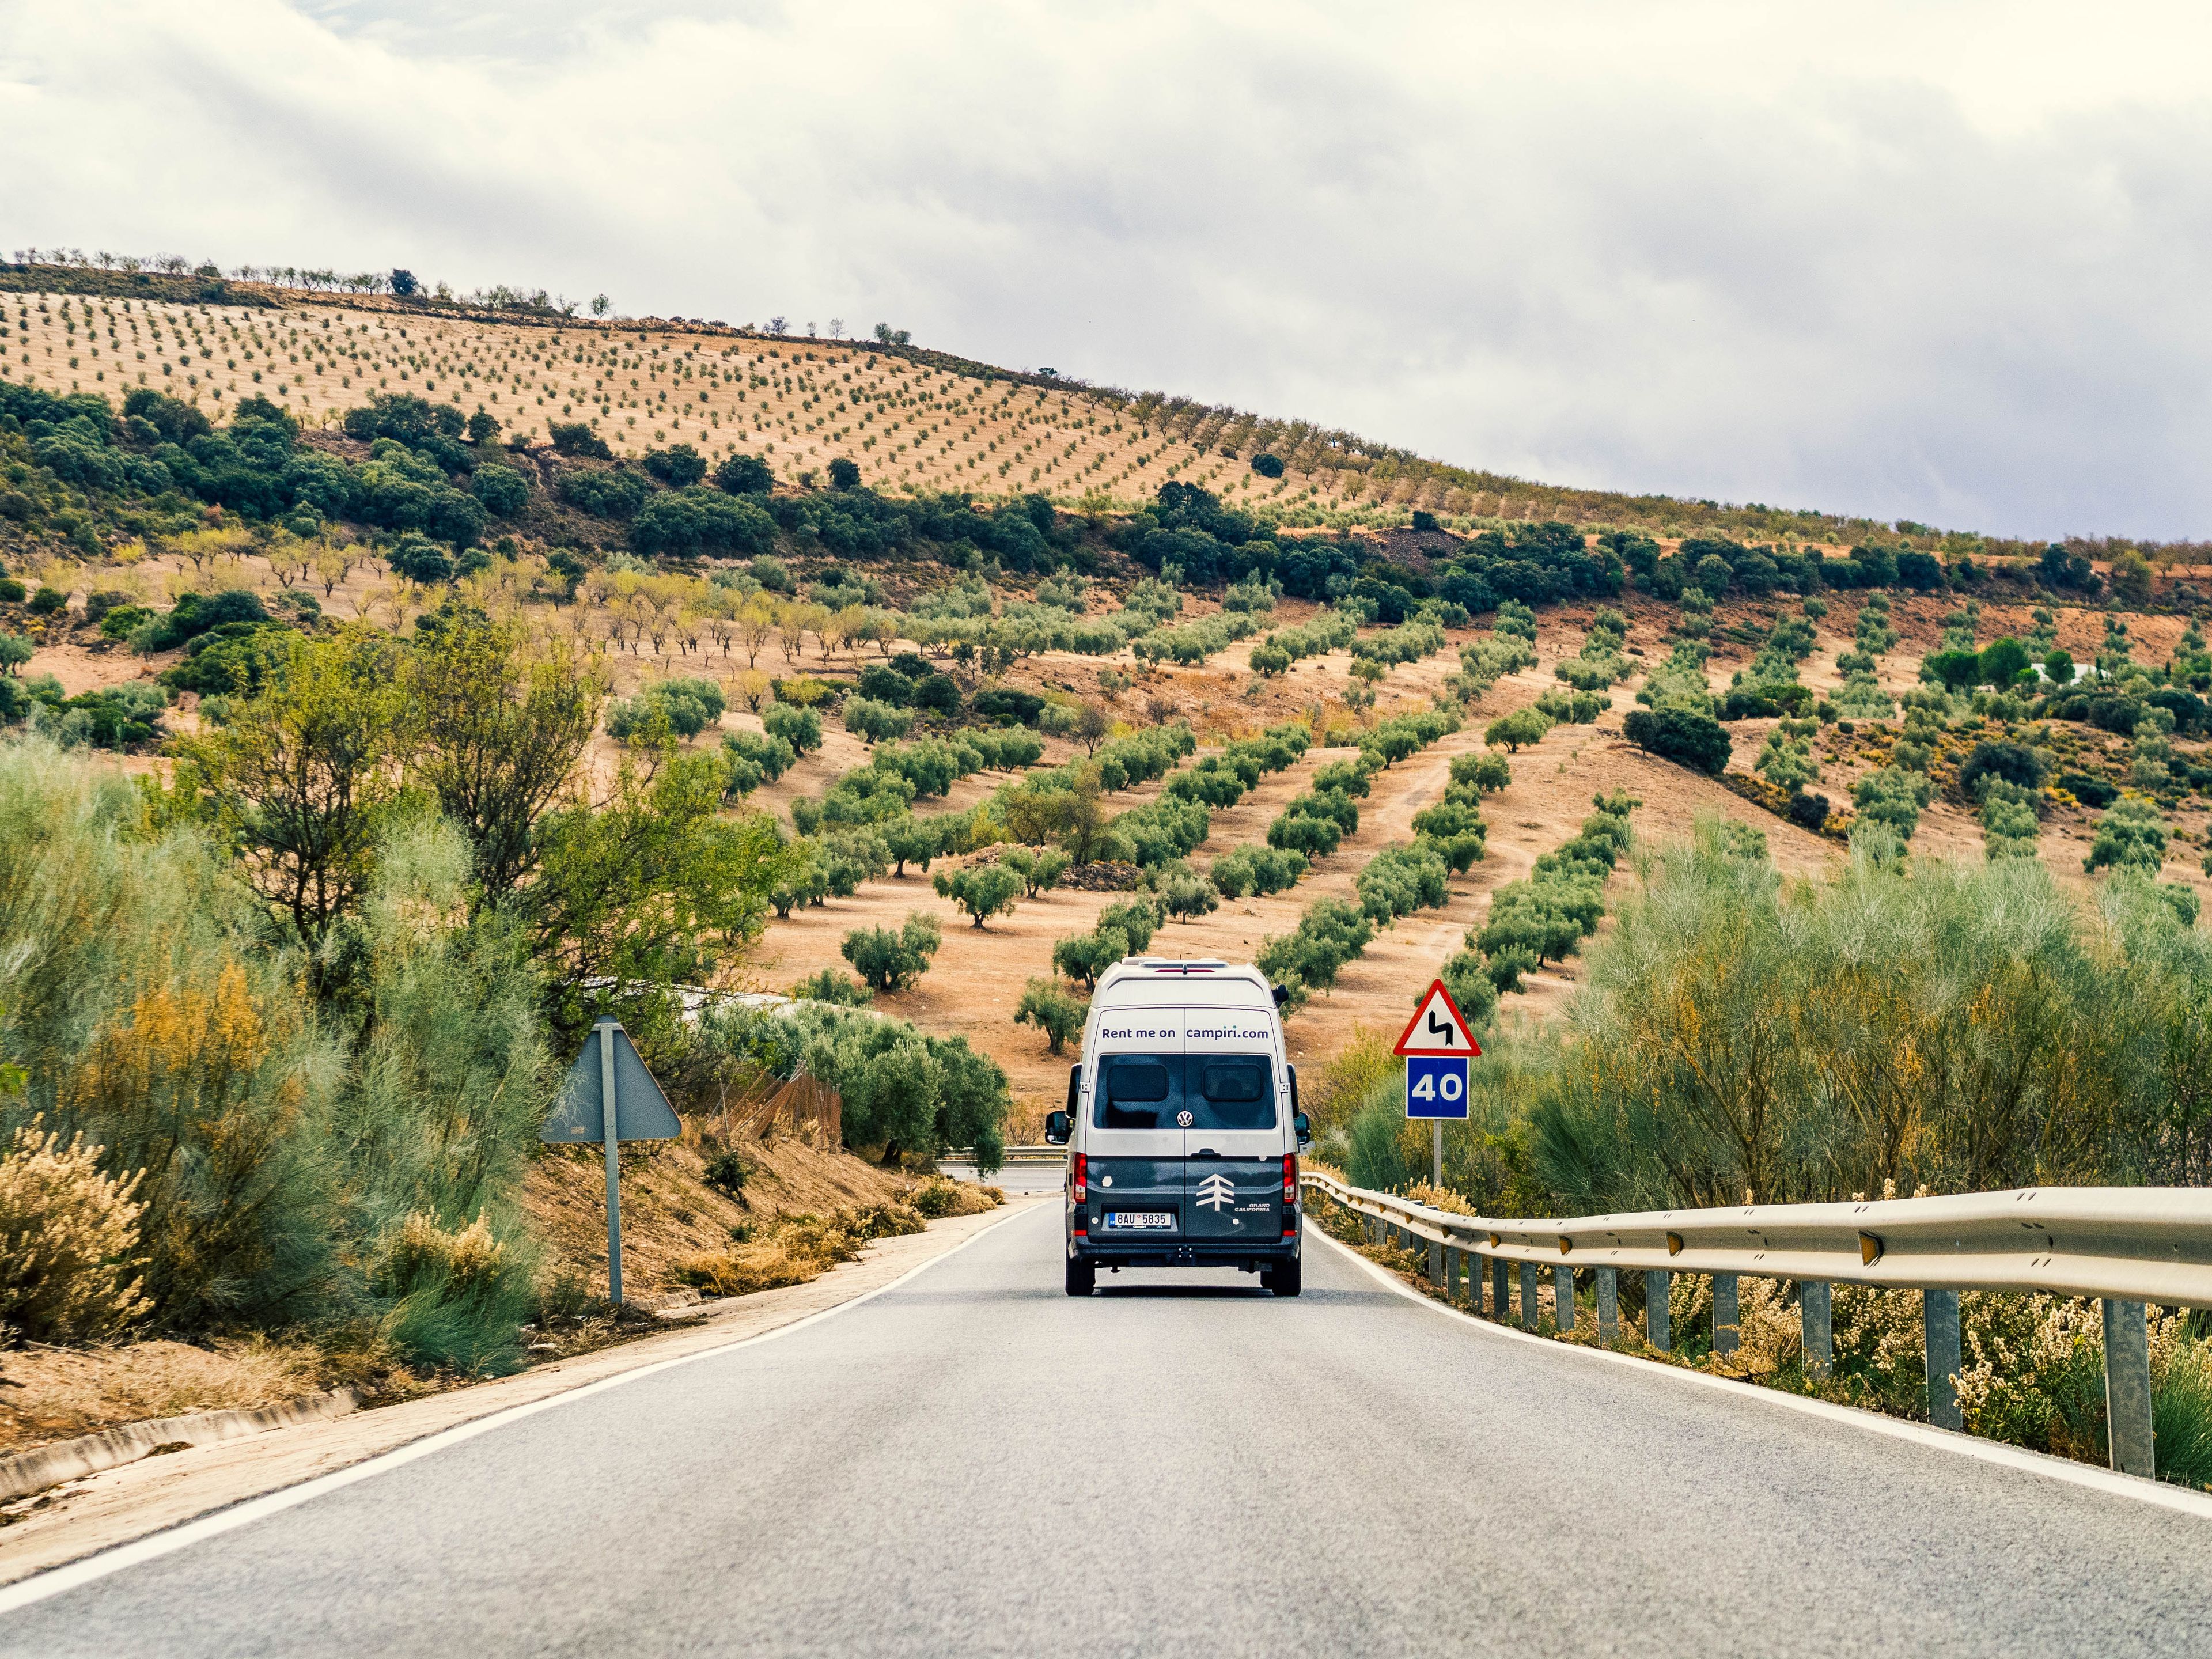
[942,1146,1066,1165]
[1301,1170,2212,1484]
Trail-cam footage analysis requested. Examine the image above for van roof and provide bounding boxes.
[1093,958,1276,1005]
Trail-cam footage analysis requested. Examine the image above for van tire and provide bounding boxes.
[1270,1258,1302,1298]
[1065,1257,1096,1297]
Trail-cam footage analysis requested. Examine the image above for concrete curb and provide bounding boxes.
[0,1389,359,1503]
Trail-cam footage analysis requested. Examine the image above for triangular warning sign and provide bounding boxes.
[1395,979,1483,1057]
[541,1020,683,1143]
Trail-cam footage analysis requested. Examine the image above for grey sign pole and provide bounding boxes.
[541,1016,680,1310]
[1432,1120,1442,1188]
[599,1018,623,1305]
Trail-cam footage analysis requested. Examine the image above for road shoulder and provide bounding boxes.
[0,1197,1043,1588]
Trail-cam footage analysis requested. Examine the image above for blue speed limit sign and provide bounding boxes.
[1405,1055,1470,1120]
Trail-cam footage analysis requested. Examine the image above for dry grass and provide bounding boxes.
[0,1336,328,1455]
[520,1118,923,1302]
[671,1179,1002,1300]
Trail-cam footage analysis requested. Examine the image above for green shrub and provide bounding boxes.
[791,968,872,1007]
[373,1210,536,1374]
[470,464,529,516]
[644,444,707,487]
[97,605,154,641]
[1209,845,1306,898]
[1438,944,1500,1031]
[1052,926,1130,988]
[933,863,1025,927]
[840,912,942,993]
[1484,708,1552,753]
[1014,978,1088,1055]
[702,1149,750,1195]
[608,677,725,742]
[1452,752,1513,794]
[1088,898,1157,950]
[715,453,774,495]
[2085,797,2169,875]
[692,1002,1006,1170]
[843,696,912,745]
[1980,779,2041,861]
[1257,897,1374,1006]
[763,702,824,754]
[721,730,797,797]
[558,465,649,518]
[1853,766,1936,842]
[1622,707,1730,775]
[999,844,1071,897]
[548,421,612,459]
[1150,859,1219,922]
[1356,842,1449,928]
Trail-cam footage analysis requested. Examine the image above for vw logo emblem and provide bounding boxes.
[1176,1110,1194,1128]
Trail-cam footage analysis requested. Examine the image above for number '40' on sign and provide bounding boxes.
[1405,1055,1469,1121]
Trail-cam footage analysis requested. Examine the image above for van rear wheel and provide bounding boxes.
[1065,1257,1095,1297]
[1270,1258,1302,1298]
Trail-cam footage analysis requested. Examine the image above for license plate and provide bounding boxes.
[1106,1211,1175,1230]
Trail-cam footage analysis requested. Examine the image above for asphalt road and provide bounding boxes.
[8,1202,2212,1658]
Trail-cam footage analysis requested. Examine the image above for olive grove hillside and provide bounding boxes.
[17,255,2212,559]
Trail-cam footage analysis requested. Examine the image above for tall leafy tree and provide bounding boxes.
[407,620,605,906]
[175,629,413,956]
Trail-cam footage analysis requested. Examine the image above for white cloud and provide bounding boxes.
[5,0,2211,537]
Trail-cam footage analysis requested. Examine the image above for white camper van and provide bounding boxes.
[1043,958,1311,1297]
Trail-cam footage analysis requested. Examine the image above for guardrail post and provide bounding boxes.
[1491,1257,1509,1322]
[1645,1271,1671,1351]
[1520,1262,1541,1331]
[1429,1237,1444,1287]
[1366,1215,1382,1247]
[1440,1245,1457,1302]
[1713,1273,1740,1355]
[1924,1290,1962,1430]
[1596,1268,1618,1345]
[2103,1299,2156,1478]
[1801,1282,1832,1381]
[1553,1264,1575,1332]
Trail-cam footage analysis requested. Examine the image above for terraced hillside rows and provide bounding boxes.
[0,287,1340,509]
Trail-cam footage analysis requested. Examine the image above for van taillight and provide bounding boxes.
[1282,1153,1297,1203]
[1071,1154,1089,1237]
[1073,1153,1088,1203]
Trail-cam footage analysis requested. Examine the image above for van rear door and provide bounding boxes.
[1086,1008,1185,1239]
[1181,1011,1285,1244]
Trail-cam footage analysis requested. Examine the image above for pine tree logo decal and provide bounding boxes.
[1195,1172,1235,1211]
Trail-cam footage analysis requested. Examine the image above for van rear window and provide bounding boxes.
[1092,1056,1277,1131]
[1099,1059,1174,1128]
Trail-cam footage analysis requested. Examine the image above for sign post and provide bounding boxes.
[541,1017,681,1304]
[1395,980,1482,1187]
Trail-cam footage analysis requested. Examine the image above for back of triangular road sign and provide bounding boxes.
[1395,979,1483,1057]
[541,1020,683,1143]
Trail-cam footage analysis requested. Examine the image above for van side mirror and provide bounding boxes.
[1044,1110,1072,1145]
[1294,1112,1312,1150]
[1270,982,1291,1007]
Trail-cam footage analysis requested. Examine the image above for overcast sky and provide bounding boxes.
[5,1,2210,539]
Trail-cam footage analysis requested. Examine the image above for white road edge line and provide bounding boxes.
[0,1200,1040,1616]
[1313,1224,2212,1522]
